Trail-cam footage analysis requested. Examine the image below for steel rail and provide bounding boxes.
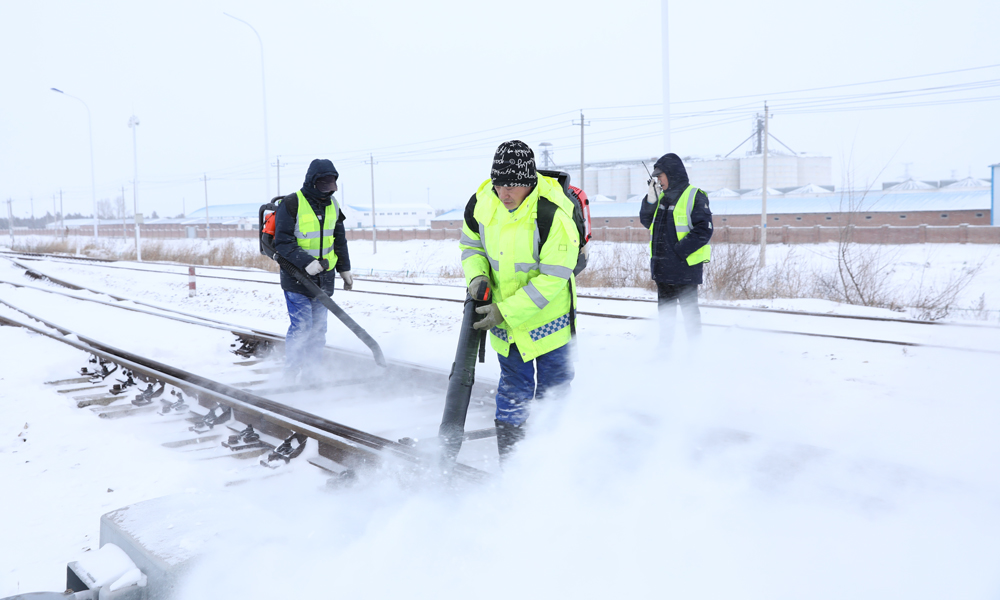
[7,249,996,329]
[0,297,487,481]
[1,257,478,390]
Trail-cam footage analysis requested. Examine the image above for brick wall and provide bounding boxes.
[6,224,998,245]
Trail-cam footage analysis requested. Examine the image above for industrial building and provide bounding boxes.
[548,153,834,202]
[433,178,993,230]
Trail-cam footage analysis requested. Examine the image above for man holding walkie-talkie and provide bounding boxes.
[640,153,713,350]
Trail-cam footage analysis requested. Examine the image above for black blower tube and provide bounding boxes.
[259,203,387,368]
[438,278,490,461]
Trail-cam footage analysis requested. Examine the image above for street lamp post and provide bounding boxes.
[224,13,271,200]
[51,88,98,238]
[128,115,142,261]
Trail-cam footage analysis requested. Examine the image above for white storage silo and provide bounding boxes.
[612,166,631,203]
[584,167,599,195]
[597,167,614,199]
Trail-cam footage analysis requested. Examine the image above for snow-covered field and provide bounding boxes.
[1,240,999,598]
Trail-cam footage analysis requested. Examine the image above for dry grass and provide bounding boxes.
[438,263,464,278]
[10,237,278,272]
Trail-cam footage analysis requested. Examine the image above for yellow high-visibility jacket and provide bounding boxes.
[293,190,340,267]
[459,174,579,361]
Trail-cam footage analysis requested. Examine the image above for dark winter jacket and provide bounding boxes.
[639,154,713,285]
[274,159,351,297]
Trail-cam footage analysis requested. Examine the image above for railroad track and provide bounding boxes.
[5,251,999,354]
[6,248,998,327]
[0,263,499,485]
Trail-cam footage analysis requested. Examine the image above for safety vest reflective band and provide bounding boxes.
[650,184,712,266]
[294,190,340,265]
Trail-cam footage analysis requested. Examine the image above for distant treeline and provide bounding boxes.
[0,213,88,229]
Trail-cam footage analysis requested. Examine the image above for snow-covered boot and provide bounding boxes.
[495,419,525,467]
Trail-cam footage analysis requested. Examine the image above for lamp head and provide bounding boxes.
[50,88,64,94]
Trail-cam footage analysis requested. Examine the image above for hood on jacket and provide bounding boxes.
[653,153,689,192]
[301,158,340,204]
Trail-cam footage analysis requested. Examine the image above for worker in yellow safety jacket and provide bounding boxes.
[459,140,579,463]
[639,153,713,349]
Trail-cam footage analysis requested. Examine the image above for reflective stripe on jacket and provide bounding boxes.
[650,184,712,265]
[459,174,579,362]
[294,190,339,267]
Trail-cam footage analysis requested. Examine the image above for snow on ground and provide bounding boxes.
[1,240,999,598]
[5,236,997,321]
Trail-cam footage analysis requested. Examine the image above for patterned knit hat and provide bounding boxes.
[491,140,537,188]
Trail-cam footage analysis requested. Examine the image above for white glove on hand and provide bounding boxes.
[472,304,503,331]
[341,270,354,290]
[468,275,490,299]
[305,260,324,276]
[647,179,659,204]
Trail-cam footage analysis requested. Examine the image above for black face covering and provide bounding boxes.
[300,159,340,205]
[315,175,338,194]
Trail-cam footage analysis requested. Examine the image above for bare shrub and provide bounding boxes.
[575,243,655,290]
[703,243,810,301]
[813,161,904,310]
[904,260,985,321]
[814,238,902,309]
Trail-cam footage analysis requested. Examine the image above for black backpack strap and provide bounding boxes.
[536,195,576,338]
[536,195,557,248]
[464,194,479,234]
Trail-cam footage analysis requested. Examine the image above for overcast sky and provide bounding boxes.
[1,0,997,219]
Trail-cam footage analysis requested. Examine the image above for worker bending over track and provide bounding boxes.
[459,140,579,464]
[274,159,354,383]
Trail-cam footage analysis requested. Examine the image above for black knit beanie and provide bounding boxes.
[491,140,537,188]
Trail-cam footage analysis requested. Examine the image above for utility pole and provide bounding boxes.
[50,88,98,239]
[121,185,128,239]
[129,114,141,261]
[760,102,769,268]
[52,194,57,233]
[59,190,63,231]
[30,196,34,227]
[182,197,186,218]
[6,199,14,247]
[272,156,285,196]
[367,153,378,254]
[661,0,670,153]
[224,13,271,200]
[203,174,211,242]
[572,111,590,189]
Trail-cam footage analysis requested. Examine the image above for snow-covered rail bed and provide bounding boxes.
[0,272,499,477]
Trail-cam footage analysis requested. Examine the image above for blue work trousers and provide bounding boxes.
[495,343,574,426]
[284,290,329,375]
